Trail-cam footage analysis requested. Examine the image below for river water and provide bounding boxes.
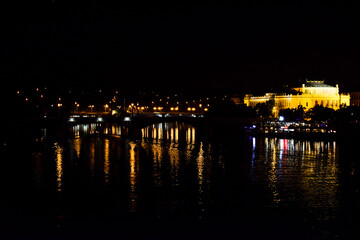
[1,122,360,239]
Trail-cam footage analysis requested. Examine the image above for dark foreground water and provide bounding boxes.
[1,122,360,239]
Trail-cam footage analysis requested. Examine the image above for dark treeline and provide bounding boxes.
[207,100,360,125]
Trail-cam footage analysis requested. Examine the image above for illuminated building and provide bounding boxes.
[244,80,350,115]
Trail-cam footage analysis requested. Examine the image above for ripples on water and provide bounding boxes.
[2,122,360,239]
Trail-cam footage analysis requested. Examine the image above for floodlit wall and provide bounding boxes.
[244,81,350,114]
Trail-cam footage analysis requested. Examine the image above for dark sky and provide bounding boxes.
[2,0,360,93]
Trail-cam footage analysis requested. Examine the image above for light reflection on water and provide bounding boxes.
[54,142,63,192]
[250,137,339,215]
[23,122,351,238]
[129,142,137,212]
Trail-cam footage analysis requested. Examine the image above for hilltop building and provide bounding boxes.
[244,80,350,116]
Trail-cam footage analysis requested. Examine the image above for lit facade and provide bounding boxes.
[244,80,350,115]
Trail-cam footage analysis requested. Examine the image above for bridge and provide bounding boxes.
[67,112,208,138]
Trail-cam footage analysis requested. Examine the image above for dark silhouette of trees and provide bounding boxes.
[206,99,256,118]
[279,106,305,122]
[254,99,275,119]
[306,105,335,122]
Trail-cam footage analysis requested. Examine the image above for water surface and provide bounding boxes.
[1,122,360,239]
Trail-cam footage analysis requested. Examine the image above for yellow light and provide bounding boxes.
[175,107,179,111]
[204,108,208,111]
[141,107,144,110]
[170,107,174,111]
[153,107,157,110]
[199,104,202,107]
[192,107,196,111]
[187,107,191,111]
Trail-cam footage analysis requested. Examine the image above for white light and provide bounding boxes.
[124,117,131,121]
[97,117,103,122]
[279,116,284,121]
[69,117,75,122]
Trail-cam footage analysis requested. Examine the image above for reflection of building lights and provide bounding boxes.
[104,139,110,183]
[55,143,63,192]
[129,142,137,212]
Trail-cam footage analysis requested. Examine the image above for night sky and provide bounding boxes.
[2,0,360,93]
